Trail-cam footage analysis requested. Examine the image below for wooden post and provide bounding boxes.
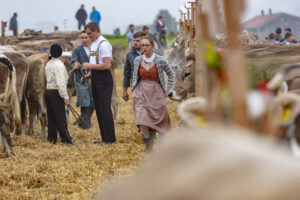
[195,1,204,97]
[223,0,251,128]
[195,1,209,98]
[1,21,7,45]
[190,2,195,52]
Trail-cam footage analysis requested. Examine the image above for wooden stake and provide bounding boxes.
[195,1,209,98]
[223,0,251,128]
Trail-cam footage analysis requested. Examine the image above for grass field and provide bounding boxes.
[103,34,177,49]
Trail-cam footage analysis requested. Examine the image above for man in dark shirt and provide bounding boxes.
[122,31,146,101]
[9,13,18,36]
[75,4,87,30]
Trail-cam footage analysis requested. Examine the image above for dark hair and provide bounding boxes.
[285,28,292,33]
[268,33,275,40]
[85,22,100,33]
[81,30,86,34]
[143,26,149,31]
[129,24,134,28]
[141,35,154,46]
[285,32,293,39]
[134,31,146,38]
[275,27,281,34]
[49,43,62,59]
[158,16,163,19]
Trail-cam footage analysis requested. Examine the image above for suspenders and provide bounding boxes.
[89,39,108,65]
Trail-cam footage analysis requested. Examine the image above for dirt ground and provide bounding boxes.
[0,68,180,200]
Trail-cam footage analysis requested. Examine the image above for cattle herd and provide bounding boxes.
[0,31,124,157]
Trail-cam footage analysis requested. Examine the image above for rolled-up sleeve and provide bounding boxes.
[55,64,69,100]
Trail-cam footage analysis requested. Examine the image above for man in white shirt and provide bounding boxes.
[82,22,116,144]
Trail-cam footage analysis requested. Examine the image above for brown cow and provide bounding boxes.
[94,127,300,200]
[0,54,20,156]
[26,53,75,138]
[1,51,29,135]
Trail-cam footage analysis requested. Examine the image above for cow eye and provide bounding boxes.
[184,72,191,77]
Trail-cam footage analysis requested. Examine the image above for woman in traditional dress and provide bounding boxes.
[131,36,174,152]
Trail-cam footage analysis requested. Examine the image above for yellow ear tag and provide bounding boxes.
[195,115,207,127]
[282,107,291,122]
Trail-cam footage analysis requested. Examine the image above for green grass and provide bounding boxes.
[103,34,177,48]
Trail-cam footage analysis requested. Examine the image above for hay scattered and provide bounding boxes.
[0,68,179,200]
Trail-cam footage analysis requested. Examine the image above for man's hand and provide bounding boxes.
[64,99,70,105]
[123,91,129,102]
[123,87,129,102]
[81,72,91,84]
[82,62,90,70]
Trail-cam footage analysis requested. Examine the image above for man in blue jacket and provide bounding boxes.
[90,6,101,26]
[71,30,94,129]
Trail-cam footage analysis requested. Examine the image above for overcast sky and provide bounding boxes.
[0,0,299,35]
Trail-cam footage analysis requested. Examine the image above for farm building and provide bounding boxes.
[242,10,300,39]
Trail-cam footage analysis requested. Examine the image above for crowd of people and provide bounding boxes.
[44,21,174,151]
[268,27,298,44]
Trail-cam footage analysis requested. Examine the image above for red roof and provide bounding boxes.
[242,13,281,29]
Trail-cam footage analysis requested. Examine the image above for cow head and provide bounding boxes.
[169,54,195,101]
[61,54,76,98]
[167,38,187,69]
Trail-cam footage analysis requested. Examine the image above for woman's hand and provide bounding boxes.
[64,99,70,105]
[82,62,90,70]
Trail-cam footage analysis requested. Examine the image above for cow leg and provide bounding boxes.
[111,95,119,120]
[38,96,47,139]
[1,134,5,153]
[27,100,36,135]
[20,95,27,135]
[3,133,13,157]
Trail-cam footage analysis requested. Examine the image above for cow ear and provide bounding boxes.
[178,97,207,128]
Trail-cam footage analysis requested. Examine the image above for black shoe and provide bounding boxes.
[145,137,155,152]
[104,141,114,145]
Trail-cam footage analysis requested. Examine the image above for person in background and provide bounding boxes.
[156,16,167,48]
[9,12,18,37]
[75,4,87,30]
[113,28,120,38]
[126,24,136,51]
[123,31,146,102]
[45,44,74,145]
[143,25,163,56]
[283,28,297,44]
[275,27,283,42]
[281,32,294,45]
[82,22,116,145]
[268,33,279,44]
[90,6,101,26]
[71,30,94,129]
[131,36,174,152]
